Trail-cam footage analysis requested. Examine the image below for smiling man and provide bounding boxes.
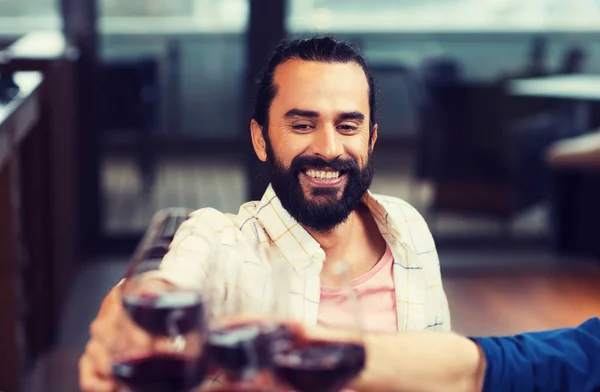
[79,36,450,392]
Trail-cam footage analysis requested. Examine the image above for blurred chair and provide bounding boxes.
[557,45,587,75]
[420,57,463,84]
[546,130,600,260]
[523,36,550,78]
[425,83,516,221]
[370,60,441,211]
[100,55,159,195]
[413,57,463,184]
[415,75,559,234]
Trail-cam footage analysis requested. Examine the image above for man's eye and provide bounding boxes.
[338,124,358,131]
[292,124,313,130]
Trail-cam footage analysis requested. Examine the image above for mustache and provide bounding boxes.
[289,155,360,173]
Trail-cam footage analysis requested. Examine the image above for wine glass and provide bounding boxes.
[269,259,366,392]
[111,208,210,392]
[204,246,294,391]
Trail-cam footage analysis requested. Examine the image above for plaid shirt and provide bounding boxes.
[159,184,450,332]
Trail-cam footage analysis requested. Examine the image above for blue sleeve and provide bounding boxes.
[471,317,600,392]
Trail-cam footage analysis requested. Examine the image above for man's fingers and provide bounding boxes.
[79,353,118,392]
[86,340,114,379]
[91,313,152,350]
[80,287,125,392]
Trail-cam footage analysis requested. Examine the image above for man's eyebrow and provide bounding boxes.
[284,108,320,118]
[337,111,365,121]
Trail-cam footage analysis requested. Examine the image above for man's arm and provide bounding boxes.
[79,286,148,392]
[414,210,451,332]
[350,331,485,392]
[155,208,222,289]
[350,318,600,392]
[423,250,451,332]
[296,323,485,392]
[472,317,600,392]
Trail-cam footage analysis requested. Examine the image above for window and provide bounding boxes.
[101,0,195,17]
[99,0,248,33]
[0,0,60,34]
[287,0,600,32]
[0,0,56,17]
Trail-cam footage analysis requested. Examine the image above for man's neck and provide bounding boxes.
[305,203,386,282]
[306,210,357,259]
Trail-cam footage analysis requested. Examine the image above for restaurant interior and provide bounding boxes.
[2,0,600,391]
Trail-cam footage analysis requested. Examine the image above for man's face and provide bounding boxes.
[252,59,377,232]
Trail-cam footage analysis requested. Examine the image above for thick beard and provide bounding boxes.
[265,140,374,232]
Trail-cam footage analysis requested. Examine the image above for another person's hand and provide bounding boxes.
[286,322,485,392]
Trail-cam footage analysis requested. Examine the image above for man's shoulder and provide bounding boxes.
[370,193,426,221]
[185,200,261,230]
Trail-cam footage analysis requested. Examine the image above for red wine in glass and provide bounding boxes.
[205,322,291,375]
[113,354,206,392]
[270,259,366,392]
[113,208,208,392]
[122,291,205,337]
[271,338,366,392]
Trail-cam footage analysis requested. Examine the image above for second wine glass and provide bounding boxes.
[111,208,210,392]
[204,246,294,391]
[269,259,366,392]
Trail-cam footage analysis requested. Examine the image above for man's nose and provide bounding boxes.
[312,126,343,161]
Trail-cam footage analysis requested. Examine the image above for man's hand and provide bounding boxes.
[79,277,203,391]
[78,286,153,392]
[79,287,122,392]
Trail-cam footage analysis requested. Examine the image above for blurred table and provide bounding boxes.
[545,131,600,260]
[508,74,600,135]
[509,74,600,101]
[547,131,600,168]
[0,71,43,392]
[508,75,600,260]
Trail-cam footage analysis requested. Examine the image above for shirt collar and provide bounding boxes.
[361,190,405,242]
[256,185,322,271]
[256,184,403,271]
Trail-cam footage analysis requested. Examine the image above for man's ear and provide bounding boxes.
[250,119,268,162]
[370,123,378,149]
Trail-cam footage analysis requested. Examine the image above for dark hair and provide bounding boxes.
[252,36,377,139]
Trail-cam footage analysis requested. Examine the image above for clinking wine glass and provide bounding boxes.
[111,208,210,392]
[269,259,367,392]
[204,246,294,391]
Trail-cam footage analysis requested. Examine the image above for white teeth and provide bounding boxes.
[305,170,340,179]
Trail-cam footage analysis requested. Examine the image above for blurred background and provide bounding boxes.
[2,0,600,391]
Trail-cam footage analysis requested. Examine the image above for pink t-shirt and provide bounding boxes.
[318,246,398,333]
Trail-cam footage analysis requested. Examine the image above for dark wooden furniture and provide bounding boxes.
[413,78,556,238]
[0,71,43,392]
[0,32,80,391]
